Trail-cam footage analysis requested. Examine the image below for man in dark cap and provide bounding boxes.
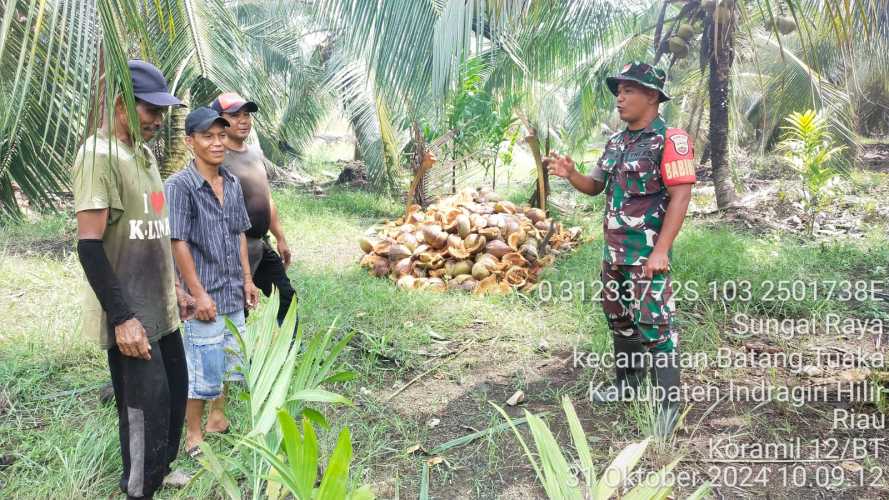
[166,107,259,457]
[73,60,194,498]
[211,92,297,327]
[547,62,696,427]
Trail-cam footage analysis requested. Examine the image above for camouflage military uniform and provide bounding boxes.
[592,65,697,354]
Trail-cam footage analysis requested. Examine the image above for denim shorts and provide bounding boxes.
[183,310,246,400]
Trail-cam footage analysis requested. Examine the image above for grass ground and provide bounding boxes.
[1,167,889,498]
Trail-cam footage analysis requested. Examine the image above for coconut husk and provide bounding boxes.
[393,257,412,277]
[464,234,486,254]
[472,262,492,280]
[507,230,527,250]
[505,266,529,288]
[397,275,416,289]
[473,275,500,295]
[388,244,412,262]
[478,226,501,240]
[397,230,418,247]
[421,224,442,243]
[524,208,545,224]
[469,213,488,230]
[426,278,447,292]
[485,240,511,258]
[502,252,529,268]
[358,187,582,294]
[428,268,448,279]
[494,200,517,214]
[427,230,448,249]
[359,236,378,254]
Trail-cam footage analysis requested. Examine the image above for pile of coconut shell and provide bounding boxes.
[358,187,582,295]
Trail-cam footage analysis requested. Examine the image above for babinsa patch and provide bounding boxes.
[669,134,689,155]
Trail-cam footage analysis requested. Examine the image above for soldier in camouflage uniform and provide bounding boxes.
[546,62,696,414]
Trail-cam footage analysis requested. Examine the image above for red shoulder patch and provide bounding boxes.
[661,128,696,186]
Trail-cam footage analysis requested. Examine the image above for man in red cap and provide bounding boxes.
[211,92,297,326]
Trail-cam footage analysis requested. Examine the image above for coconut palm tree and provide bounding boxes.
[1,0,882,216]
[650,0,884,209]
[0,0,100,216]
[0,0,332,216]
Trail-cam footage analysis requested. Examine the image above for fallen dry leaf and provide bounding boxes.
[710,417,746,428]
[841,461,863,473]
[404,444,426,455]
[797,365,823,377]
[506,390,525,406]
[428,331,449,342]
[838,368,871,382]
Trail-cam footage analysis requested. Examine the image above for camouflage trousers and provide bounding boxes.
[600,261,676,353]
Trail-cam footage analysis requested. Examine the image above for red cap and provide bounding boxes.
[211,92,258,113]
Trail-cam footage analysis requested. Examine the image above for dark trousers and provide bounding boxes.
[252,240,297,328]
[108,330,188,499]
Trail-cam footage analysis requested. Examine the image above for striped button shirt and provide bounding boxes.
[166,161,252,315]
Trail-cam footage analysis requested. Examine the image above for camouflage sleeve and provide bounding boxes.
[661,128,696,186]
[590,165,606,182]
[592,136,615,181]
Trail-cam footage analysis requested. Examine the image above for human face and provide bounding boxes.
[615,82,659,124]
[221,109,252,141]
[186,124,228,166]
[115,99,167,142]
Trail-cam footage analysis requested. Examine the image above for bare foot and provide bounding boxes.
[185,431,204,455]
[205,410,230,434]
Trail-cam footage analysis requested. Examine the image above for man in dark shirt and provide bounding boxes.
[211,92,297,327]
[166,107,259,456]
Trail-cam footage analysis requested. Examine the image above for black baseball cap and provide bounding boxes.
[128,60,183,107]
[185,107,230,135]
[211,92,259,114]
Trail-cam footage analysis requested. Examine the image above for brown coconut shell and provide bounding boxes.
[393,257,412,277]
[478,227,501,240]
[524,208,546,224]
[359,236,378,254]
[472,262,492,280]
[388,244,412,262]
[485,240,511,259]
[464,234,487,254]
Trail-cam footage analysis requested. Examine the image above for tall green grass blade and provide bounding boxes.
[429,414,535,454]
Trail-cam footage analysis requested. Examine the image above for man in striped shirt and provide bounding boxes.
[165,107,259,456]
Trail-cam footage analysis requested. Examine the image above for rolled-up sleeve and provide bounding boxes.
[165,180,192,241]
[590,165,607,182]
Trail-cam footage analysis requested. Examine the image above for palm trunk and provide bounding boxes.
[708,19,736,209]
[526,128,547,211]
[160,90,190,179]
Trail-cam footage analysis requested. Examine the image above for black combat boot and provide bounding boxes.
[590,336,647,404]
[649,350,681,436]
